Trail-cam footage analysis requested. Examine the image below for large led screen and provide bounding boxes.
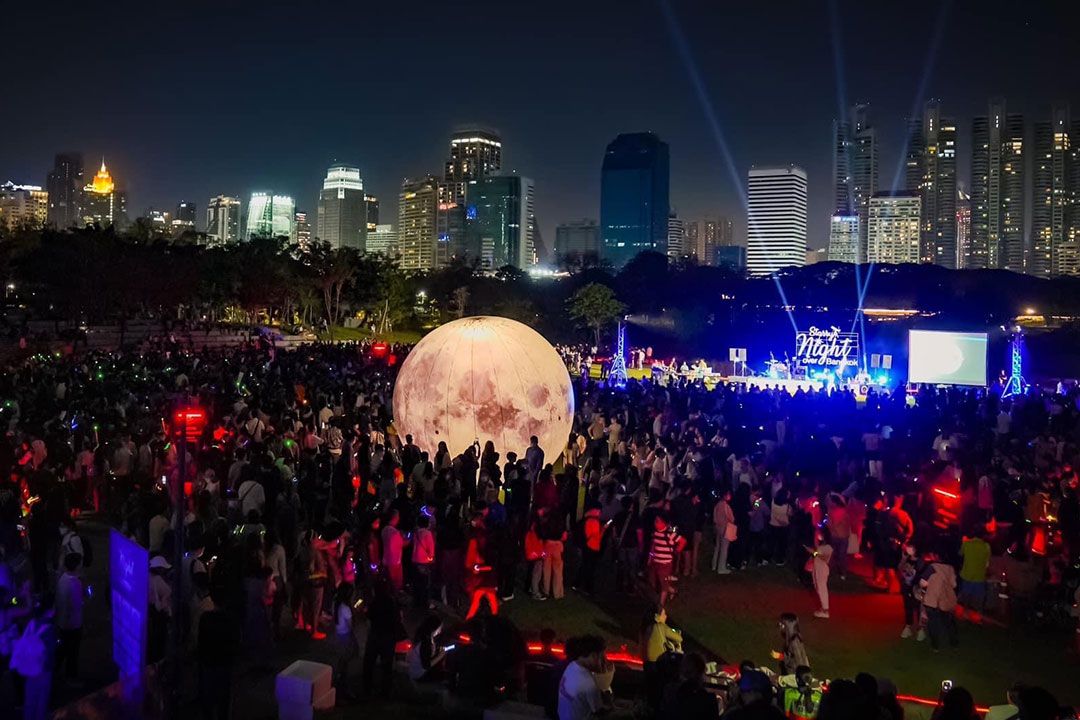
[907,330,988,386]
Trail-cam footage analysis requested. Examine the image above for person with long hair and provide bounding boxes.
[772,613,809,675]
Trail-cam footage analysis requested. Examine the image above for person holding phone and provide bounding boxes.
[406,614,449,683]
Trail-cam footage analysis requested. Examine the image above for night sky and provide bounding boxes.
[4,0,1078,249]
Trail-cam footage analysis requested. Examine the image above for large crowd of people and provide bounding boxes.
[0,337,1078,719]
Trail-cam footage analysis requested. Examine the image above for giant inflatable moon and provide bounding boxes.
[392,316,574,458]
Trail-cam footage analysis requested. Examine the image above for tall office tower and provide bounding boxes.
[827,215,860,263]
[867,192,921,264]
[600,132,670,267]
[45,152,83,228]
[315,164,366,249]
[398,176,439,271]
[971,99,1026,271]
[699,216,734,266]
[555,219,601,258]
[171,200,197,235]
[176,201,196,225]
[246,193,295,240]
[463,174,536,269]
[1032,107,1076,276]
[683,221,700,261]
[206,195,241,245]
[906,102,958,266]
[832,105,878,258]
[295,211,312,247]
[746,166,807,276]
[366,224,397,256]
[81,159,127,228]
[0,182,49,230]
[365,194,379,233]
[666,212,684,260]
[439,129,503,261]
[956,188,972,269]
[146,208,171,235]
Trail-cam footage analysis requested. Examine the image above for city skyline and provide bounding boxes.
[3,1,1078,252]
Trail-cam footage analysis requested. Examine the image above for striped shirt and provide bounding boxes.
[649,528,678,564]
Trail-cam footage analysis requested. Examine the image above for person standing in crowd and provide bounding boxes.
[525,436,545,482]
[412,513,436,608]
[921,547,959,652]
[712,488,735,574]
[464,510,498,619]
[381,509,406,593]
[53,553,84,685]
[957,528,991,621]
[647,514,684,606]
[574,507,603,595]
[808,532,833,619]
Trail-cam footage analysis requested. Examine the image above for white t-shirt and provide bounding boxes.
[558,661,601,720]
[238,479,266,518]
[335,604,353,636]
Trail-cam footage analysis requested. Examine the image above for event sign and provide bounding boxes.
[110,529,148,700]
[795,326,859,370]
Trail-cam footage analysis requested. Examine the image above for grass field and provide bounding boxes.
[500,555,1078,709]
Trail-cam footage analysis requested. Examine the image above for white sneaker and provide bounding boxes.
[916,629,927,642]
[813,610,830,619]
[900,625,913,639]
[716,567,732,575]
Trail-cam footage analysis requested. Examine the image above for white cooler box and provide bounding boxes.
[276,660,335,719]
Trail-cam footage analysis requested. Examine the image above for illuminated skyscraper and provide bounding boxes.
[46,153,83,229]
[398,176,439,270]
[1032,107,1076,276]
[827,215,860,263]
[316,164,366,249]
[246,192,295,240]
[0,182,48,230]
[463,174,535,269]
[867,192,921,264]
[906,102,957,267]
[600,132,670,266]
[956,188,971,269]
[295,211,312,247]
[555,219,600,258]
[971,99,1025,271]
[172,201,196,235]
[81,159,127,228]
[439,130,502,261]
[701,216,735,264]
[832,105,878,258]
[683,221,699,261]
[365,194,379,233]
[666,213,684,260]
[746,166,807,276]
[367,224,397,255]
[206,195,241,245]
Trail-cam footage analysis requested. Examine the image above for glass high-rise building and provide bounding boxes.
[295,211,312,247]
[956,188,972,269]
[1032,107,1076,277]
[666,213,684,260]
[398,176,439,270]
[367,224,397,255]
[905,102,957,267]
[555,219,600,259]
[246,192,295,240]
[971,99,1025,271]
[463,174,535,269]
[365,194,379,233]
[828,215,860,263]
[438,130,502,263]
[600,132,670,267]
[867,192,921,265]
[45,152,83,229]
[832,105,878,260]
[206,195,241,245]
[746,166,807,276]
[316,164,366,249]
